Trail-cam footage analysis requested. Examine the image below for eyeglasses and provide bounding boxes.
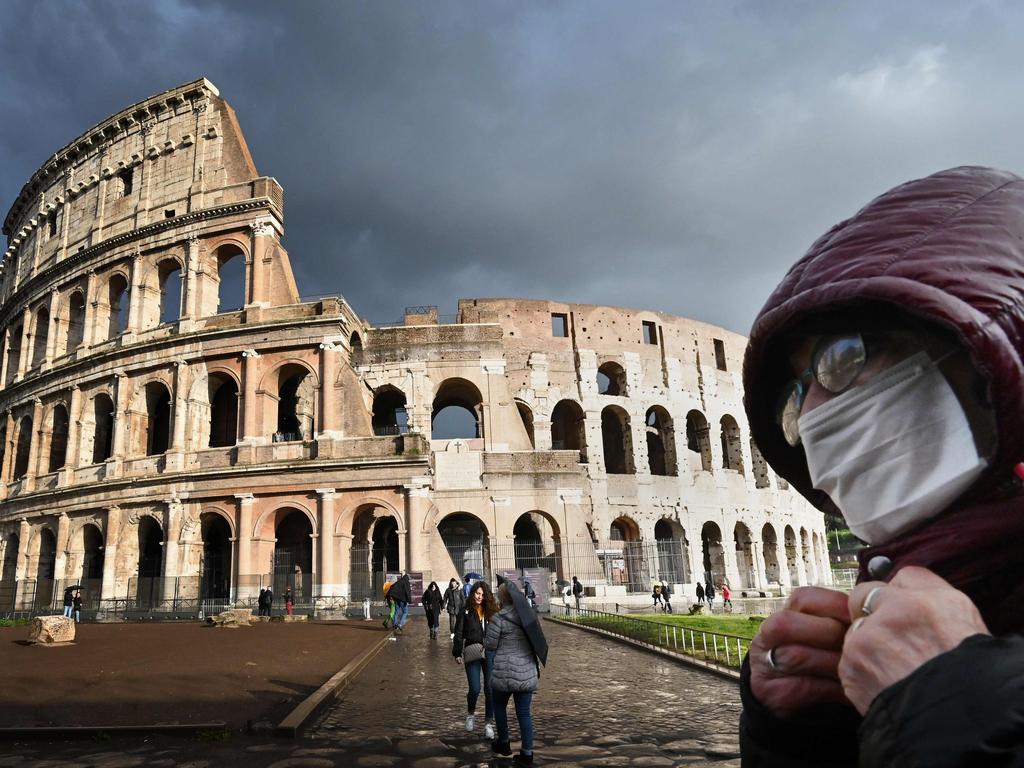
[777,333,868,447]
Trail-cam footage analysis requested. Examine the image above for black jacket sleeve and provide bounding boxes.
[739,654,860,768]
[453,610,466,657]
[859,634,1024,768]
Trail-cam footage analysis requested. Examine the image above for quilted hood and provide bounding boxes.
[743,166,1024,518]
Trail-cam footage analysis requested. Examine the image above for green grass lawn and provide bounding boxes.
[640,612,764,640]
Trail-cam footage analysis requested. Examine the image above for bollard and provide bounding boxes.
[363,597,371,621]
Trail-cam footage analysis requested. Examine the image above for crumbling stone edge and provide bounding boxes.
[275,630,393,737]
[0,722,229,740]
[545,616,741,683]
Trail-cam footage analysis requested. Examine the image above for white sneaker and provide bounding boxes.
[465,714,475,732]
[484,721,496,739]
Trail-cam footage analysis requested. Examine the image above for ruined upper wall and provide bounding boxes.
[0,78,277,301]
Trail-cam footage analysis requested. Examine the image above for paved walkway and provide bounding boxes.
[0,618,741,767]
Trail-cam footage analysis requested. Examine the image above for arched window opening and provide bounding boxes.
[601,406,634,474]
[136,516,163,608]
[750,437,770,488]
[685,410,713,472]
[550,399,587,463]
[438,513,490,580]
[701,521,726,586]
[81,524,105,581]
[349,331,363,351]
[350,506,401,600]
[158,259,183,325]
[372,387,408,436]
[200,513,232,602]
[762,524,780,584]
[92,394,115,464]
[645,406,677,476]
[108,274,130,339]
[597,361,628,396]
[734,522,754,589]
[720,415,744,473]
[65,292,86,353]
[35,528,57,610]
[208,376,239,448]
[5,325,23,385]
[275,509,313,603]
[785,526,798,584]
[516,401,535,448]
[47,404,69,473]
[275,366,315,442]
[513,514,543,569]
[30,307,49,368]
[0,421,6,481]
[145,382,171,456]
[607,517,645,591]
[1,534,19,610]
[216,245,246,314]
[431,378,483,440]
[654,519,688,584]
[14,415,33,480]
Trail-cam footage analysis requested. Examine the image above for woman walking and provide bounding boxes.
[486,583,540,766]
[442,577,464,639]
[423,581,444,640]
[453,581,497,739]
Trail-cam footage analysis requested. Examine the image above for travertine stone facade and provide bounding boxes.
[0,79,830,612]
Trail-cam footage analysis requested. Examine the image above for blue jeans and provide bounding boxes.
[393,601,409,628]
[464,656,494,720]
[74,610,80,623]
[63,605,72,617]
[493,689,534,754]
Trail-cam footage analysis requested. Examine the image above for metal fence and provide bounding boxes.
[552,603,750,674]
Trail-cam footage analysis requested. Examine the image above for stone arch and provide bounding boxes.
[34,527,58,609]
[720,415,744,473]
[200,511,233,601]
[701,521,726,586]
[87,392,115,464]
[762,523,780,585]
[750,437,771,489]
[349,502,404,599]
[208,372,239,448]
[128,380,172,456]
[260,360,319,442]
[135,514,164,608]
[550,399,587,463]
[685,410,713,472]
[1,533,19,610]
[601,405,634,474]
[372,385,408,436]
[608,516,646,592]
[254,502,319,542]
[5,323,23,385]
[437,512,491,579]
[645,405,677,476]
[597,360,628,396]
[68,521,105,609]
[784,525,798,584]
[431,378,484,440]
[734,521,754,589]
[13,414,33,480]
[214,242,246,314]
[515,400,535,448]
[106,272,130,340]
[30,305,49,369]
[46,402,70,473]
[338,497,406,537]
[512,511,562,577]
[654,518,688,584]
[58,290,86,357]
[349,331,363,351]
[273,507,315,602]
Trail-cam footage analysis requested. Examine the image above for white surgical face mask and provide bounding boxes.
[798,351,987,545]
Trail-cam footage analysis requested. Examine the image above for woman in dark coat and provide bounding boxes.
[740,166,1024,766]
[442,577,464,639]
[453,581,498,739]
[422,581,444,640]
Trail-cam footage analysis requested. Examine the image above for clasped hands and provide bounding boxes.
[749,566,990,718]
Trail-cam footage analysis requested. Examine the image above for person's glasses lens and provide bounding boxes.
[778,381,803,447]
[814,335,867,393]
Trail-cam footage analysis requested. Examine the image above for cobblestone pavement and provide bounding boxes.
[0,618,742,767]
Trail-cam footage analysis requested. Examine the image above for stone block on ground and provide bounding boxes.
[28,615,76,644]
[206,608,253,627]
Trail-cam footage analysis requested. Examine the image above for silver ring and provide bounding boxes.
[766,647,781,674]
[861,586,884,617]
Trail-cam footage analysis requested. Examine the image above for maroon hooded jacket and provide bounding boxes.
[739,167,1024,767]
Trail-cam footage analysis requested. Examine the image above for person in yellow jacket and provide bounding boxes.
[382,580,397,629]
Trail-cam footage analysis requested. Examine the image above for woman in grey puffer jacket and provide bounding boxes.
[485,584,538,766]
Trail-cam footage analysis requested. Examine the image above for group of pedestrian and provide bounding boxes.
[257,586,274,616]
[693,580,730,612]
[651,581,673,613]
[61,587,83,623]
[383,572,412,632]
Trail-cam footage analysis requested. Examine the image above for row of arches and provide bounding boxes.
[2,244,246,386]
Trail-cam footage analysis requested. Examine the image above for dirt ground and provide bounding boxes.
[0,620,386,729]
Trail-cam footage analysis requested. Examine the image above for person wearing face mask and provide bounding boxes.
[739,166,1024,767]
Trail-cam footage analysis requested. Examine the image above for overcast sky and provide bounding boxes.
[2,1,1023,334]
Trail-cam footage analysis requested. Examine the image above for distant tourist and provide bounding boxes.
[652,584,663,611]
[695,582,705,605]
[453,581,497,739]
[257,587,268,616]
[62,587,74,618]
[661,581,673,614]
[285,587,294,616]
[487,583,540,765]
[721,583,732,611]
[389,573,412,633]
[522,579,536,609]
[423,581,444,640]
[443,578,464,639]
[72,590,82,623]
[705,581,716,613]
[571,576,584,610]
[264,586,274,616]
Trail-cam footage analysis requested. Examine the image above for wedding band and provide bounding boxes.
[861,586,884,617]
[766,647,781,674]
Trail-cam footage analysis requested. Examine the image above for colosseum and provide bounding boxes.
[0,78,830,616]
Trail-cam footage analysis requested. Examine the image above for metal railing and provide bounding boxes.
[552,603,749,674]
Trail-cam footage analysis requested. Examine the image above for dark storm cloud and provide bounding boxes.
[4,1,1024,333]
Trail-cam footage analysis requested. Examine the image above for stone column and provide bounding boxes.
[751,538,767,592]
[0,328,10,387]
[316,490,337,596]
[335,533,353,600]
[162,500,182,603]
[405,484,432,574]
[235,494,255,600]
[722,525,742,589]
[16,517,31,607]
[108,372,129,478]
[17,306,31,379]
[794,538,808,586]
[125,252,142,337]
[318,343,341,439]
[61,386,82,485]
[83,270,99,348]
[0,410,15,489]
[247,221,272,307]
[183,234,200,321]
[25,398,43,492]
[53,513,70,585]
[241,350,260,442]
[44,290,60,367]
[165,361,189,470]
[100,507,122,603]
